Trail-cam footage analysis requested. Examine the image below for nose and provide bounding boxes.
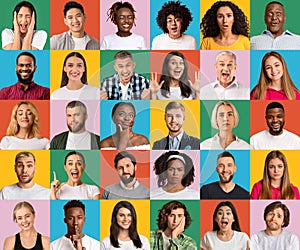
[173,215,178,223]
[223,16,227,23]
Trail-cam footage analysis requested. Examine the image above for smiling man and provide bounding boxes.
[100,50,150,100]
[200,151,249,199]
[250,101,300,149]
[251,1,300,49]
[200,51,249,100]
[50,1,99,50]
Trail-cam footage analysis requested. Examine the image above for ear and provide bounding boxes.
[64,217,67,224]
[84,113,88,121]
[233,165,237,173]
[64,164,67,172]
[113,63,117,72]
[132,61,136,69]
[64,18,68,26]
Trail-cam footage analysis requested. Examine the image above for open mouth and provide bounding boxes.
[222,73,230,79]
[71,171,79,178]
[221,220,228,228]
[20,24,28,30]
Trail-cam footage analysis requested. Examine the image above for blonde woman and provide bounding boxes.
[0,101,49,149]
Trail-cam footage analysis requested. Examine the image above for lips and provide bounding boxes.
[71,171,79,178]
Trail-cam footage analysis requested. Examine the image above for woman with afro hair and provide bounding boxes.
[200,1,250,50]
[152,1,196,50]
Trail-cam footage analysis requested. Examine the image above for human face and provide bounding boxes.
[64,8,86,34]
[216,105,235,132]
[16,104,34,130]
[64,207,86,235]
[167,208,185,231]
[66,106,87,133]
[166,14,182,39]
[265,108,285,136]
[167,55,185,80]
[216,157,236,184]
[64,56,85,82]
[268,158,284,182]
[265,207,284,232]
[64,154,84,183]
[15,156,36,184]
[264,56,283,83]
[17,7,32,34]
[215,206,235,231]
[116,207,132,230]
[165,108,184,134]
[16,55,36,85]
[215,54,236,87]
[264,3,285,37]
[166,159,185,185]
[114,57,135,85]
[116,157,136,185]
[15,207,35,231]
[216,6,234,33]
[113,104,135,130]
[115,7,134,36]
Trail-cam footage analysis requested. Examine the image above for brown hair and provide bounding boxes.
[13,201,35,221]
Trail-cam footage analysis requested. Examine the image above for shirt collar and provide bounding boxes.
[17,81,35,90]
[169,130,184,141]
[262,29,293,37]
[211,77,238,89]
[213,133,241,142]
[120,179,139,190]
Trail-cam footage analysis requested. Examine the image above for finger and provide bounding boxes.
[159,80,165,88]
[118,123,122,132]
[53,171,57,181]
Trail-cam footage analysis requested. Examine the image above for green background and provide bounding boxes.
[0,0,50,49]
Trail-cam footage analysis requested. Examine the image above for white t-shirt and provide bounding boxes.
[200,134,250,150]
[101,144,150,150]
[0,183,50,200]
[51,85,100,100]
[156,87,193,100]
[250,129,300,149]
[150,187,199,200]
[55,183,100,200]
[251,230,299,250]
[51,235,100,250]
[101,235,150,250]
[1,28,47,50]
[0,136,50,150]
[66,131,91,150]
[201,230,249,250]
[100,33,147,50]
[72,35,89,50]
[152,33,196,50]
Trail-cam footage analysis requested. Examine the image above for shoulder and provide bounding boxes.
[100,136,113,148]
[3,235,15,249]
[134,134,149,144]
[2,28,13,36]
[34,30,47,38]
[202,182,218,190]
[153,137,167,149]
[200,137,213,148]
[284,129,299,138]
[42,235,50,249]
[235,231,249,241]
[50,32,67,40]
[182,34,196,41]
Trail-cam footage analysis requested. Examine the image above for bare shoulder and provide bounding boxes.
[133,134,149,145]
[42,235,50,250]
[3,235,15,250]
[100,136,114,148]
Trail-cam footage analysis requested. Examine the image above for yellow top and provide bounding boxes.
[200,35,250,50]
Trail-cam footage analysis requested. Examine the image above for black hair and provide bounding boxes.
[114,151,136,169]
[64,151,86,166]
[111,102,136,118]
[66,100,87,115]
[64,200,85,216]
[16,51,36,66]
[12,1,37,30]
[265,102,284,114]
[64,1,85,16]
[217,151,235,164]
[106,1,136,25]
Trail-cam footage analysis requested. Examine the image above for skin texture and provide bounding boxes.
[216,105,235,133]
[215,206,235,242]
[15,156,36,188]
[66,106,87,134]
[216,7,234,34]
[216,156,236,184]
[164,208,186,239]
[64,8,86,38]
[264,3,285,38]
[115,7,134,37]
[16,55,36,88]
[116,207,132,230]
[265,207,284,236]
[264,56,283,87]
[164,108,185,137]
[64,56,85,90]
[163,159,185,193]
[268,158,284,187]
[215,54,236,87]
[265,107,285,136]
[16,104,34,133]
[166,14,182,39]
[116,157,137,187]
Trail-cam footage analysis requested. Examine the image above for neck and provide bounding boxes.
[20,228,37,236]
[67,180,83,186]
[169,78,180,87]
[17,181,34,189]
[124,178,136,188]
[269,81,282,90]
[163,183,185,193]
[70,30,85,38]
[169,129,182,138]
[16,128,32,139]
[219,78,234,88]
[118,229,130,240]
[168,33,182,40]
[70,128,86,134]
[218,181,235,192]
[20,82,31,90]
[66,81,84,90]
[116,31,132,37]
[218,131,235,149]
[271,179,281,188]
[265,228,282,236]
[65,232,84,239]
[270,29,284,38]
[163,228,173,238]
[218,30,233,39]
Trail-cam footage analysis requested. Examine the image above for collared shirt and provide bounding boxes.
[101,72,149,100]
[168,131,184,149]
[119,179,139,190]
[200,78,249,100]
[250,30,300,50]
[0,81,50,100]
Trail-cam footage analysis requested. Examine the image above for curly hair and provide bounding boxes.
[157,200,192,231]
[156,1,192,34]
[64,200,85,216]
[7,101,41,138]
[200,1,249,38]
[159,51,192,98]
[153,151,195,187]
[106,1,136,25]
[250,51,299,100]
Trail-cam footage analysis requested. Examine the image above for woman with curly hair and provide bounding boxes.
[150,51,200,100]
[250,150,300,199]
[152,1,196,49]
[200,1,249,50]
[0,101,49,149]
[250,51,300,100]
[151,151,199,199]
[101,1,146,50]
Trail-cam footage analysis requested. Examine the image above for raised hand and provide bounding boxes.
[28,11,35,32]
[117,124,130,150]
[171,216,185,239]
[50,171,64,199]
[13,11,20,34]
[188,71,200,99]
[150,72,164,99]
[141,88,150,100]
[100,90,108,100]
[71,225,83,250]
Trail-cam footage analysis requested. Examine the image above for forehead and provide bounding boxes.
[117,7,133,15]
[66,207,84,216]
[166,108,184,115]
[217,156,234,165]
[66,8,83,16]
[268,207,284,215]
[217,205,232,212]
[66,106,84,114]
[117,157,133,166]
[117,207,131,214]
[217,6,233,14]
[15,206,32,216]
[17,55,34,64]
[217,54,235,63]
[217,104,233,113]
[66,154,83,162]
[17,104,31,111]
[167,14,179,19]
[16,156,35,163]
[169,55,184,62]
[115,104,134,113]
[268,157,284,165]
[115,57,133,65]
[65,56,84,64]
[265,56,281,65]
[265,3,284,13]
[169,208,184,215]
[167,159,185,168]
[266,107,284,115]
[18,6,31,14]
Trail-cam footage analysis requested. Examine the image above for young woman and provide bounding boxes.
[2,1,47,50]
[100,102,150,150]
[251,150,300,199]
[200,1,249,50]
[51,52,100,100]
[3,201,50,250]
[101,201,150,249]
[152,1,196,50]
[151,151,199,199]
[0,101,49,149]
[250,51,300,100]
[150,51,200,100]
[101,1,146,50]
[201,201,250,250]
[50,151,100,200]
[200,101,249,150]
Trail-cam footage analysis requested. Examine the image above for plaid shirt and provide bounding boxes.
[150,230,198,250]
[101,72,149,100]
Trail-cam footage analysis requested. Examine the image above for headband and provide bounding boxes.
[166,155,186,165]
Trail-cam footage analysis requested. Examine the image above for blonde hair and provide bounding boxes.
[13,201,35,221]
[6,101,41,138]
[211,101,239,129]
[251,51,299,100]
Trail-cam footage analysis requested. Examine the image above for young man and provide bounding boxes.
[50,1,99,50]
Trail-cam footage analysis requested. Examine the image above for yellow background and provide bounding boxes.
[50,50,100,94]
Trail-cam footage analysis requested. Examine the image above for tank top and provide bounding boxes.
[14,233,43,250]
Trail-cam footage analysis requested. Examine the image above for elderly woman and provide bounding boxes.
[200,101,249,149]
[152,1,196,49]
[200,1,249,50]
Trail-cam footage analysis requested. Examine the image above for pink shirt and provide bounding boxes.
[250,180,300,199]
[250,87,300,100]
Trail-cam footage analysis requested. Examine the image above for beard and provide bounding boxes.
[120,172,135,184]
[219,173,234,184]
[17,70,34,85]
[67,121,85,133]
[268,122,284,136]
[18,175,33,184]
